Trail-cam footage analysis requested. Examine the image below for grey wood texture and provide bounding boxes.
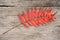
[0,0,60,40]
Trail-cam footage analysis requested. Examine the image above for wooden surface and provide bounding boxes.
[0,0,60,40]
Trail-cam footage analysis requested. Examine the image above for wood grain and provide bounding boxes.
[0,0,60,40]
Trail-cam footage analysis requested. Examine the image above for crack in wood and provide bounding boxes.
[0,5,15,7]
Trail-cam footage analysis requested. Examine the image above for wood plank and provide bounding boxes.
[0,7,60,40]
[0,0,60,7]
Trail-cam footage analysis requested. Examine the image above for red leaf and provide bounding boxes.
[18,14,28,28]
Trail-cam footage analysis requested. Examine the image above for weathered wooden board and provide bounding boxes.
[0,7,60,40]
[0,0,60,40]
[0,0,60,7]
